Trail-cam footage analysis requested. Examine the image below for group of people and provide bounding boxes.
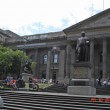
[102,79,110,87]
[96,78,110,87]
[3,76,25,90]
[2,76,40,91]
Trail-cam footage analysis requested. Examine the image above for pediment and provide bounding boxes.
[63,8,110,33]
[80,14,110,30]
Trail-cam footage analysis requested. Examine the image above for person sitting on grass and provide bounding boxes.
[29,77,39,91]
[16,78,25,89]
[10,79,18,90]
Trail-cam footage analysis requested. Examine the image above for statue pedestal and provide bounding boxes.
[22,73,33,83]
[68,86,96,95]
[67,62,96,96]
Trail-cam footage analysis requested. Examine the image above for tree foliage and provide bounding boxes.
[31,61,37,75]
[0,45,28,79]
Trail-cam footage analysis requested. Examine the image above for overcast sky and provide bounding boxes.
[0,0,109,36]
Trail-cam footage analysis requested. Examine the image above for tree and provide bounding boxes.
[0,45,28,79]
[31,61,37,76]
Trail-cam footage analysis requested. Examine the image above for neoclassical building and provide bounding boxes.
[1,8,110,83]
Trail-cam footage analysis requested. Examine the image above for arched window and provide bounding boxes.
[43,54,47,64]
[53,53,58,63]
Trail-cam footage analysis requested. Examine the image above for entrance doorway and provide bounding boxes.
[41,71,46,79]
[52,72,56,83]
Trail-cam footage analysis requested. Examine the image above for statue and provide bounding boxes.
[23,60,32,74]
[76,31,89,62]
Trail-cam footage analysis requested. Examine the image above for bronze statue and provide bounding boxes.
[76,31,89,62]
[23,60,32,74]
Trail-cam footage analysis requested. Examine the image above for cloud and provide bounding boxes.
[0,0,109,35]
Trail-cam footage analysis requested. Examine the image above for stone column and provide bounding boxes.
[35,49,38,62]
[46,50,51,81]
[34,49,38,77]
[58,49,65,83]
[103,38,107,78]
[70,44,76,79]
[90,39,95,86]
[66,44,71,78]
[90,39,94,78]
[35,49,40,78]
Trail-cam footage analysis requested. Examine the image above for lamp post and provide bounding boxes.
[21,37,27,74]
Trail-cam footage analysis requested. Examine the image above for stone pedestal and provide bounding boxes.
[22,73,33,83]
[68,86,96,95]
[73,62,91,79]
[67,62,96,96]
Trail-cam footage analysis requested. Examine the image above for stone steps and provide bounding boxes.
[0,91,110,110]
[3,104,91,110]
[40,84,110,95]
[96,87,110,95]
[3,98,110,109]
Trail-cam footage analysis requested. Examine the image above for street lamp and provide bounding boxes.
[20,37,28,74]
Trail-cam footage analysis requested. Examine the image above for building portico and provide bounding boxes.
[1,8,110,84]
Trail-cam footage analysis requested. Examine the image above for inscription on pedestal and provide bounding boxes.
[73,67,90,79]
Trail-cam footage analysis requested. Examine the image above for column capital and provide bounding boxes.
[51,46,60,52]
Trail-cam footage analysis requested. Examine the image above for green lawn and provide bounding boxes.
[38,83,52,89]
[25,83,52,89]
[0,82,52,91]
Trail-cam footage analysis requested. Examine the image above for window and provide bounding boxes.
[43,54,47,64]
[53,53,58,63]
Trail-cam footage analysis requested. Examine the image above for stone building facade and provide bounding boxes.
[1,8,110,83]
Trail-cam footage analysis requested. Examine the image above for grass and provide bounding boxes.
[25,83,53,90]
[0,85,12,90]
[38,83,52,89]
[0,82,52,91]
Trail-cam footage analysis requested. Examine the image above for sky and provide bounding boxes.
[0,0,110,36]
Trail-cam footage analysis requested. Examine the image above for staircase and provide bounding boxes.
[0,91,110,110]
[40,84,110,95]
[96,87,110,95]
